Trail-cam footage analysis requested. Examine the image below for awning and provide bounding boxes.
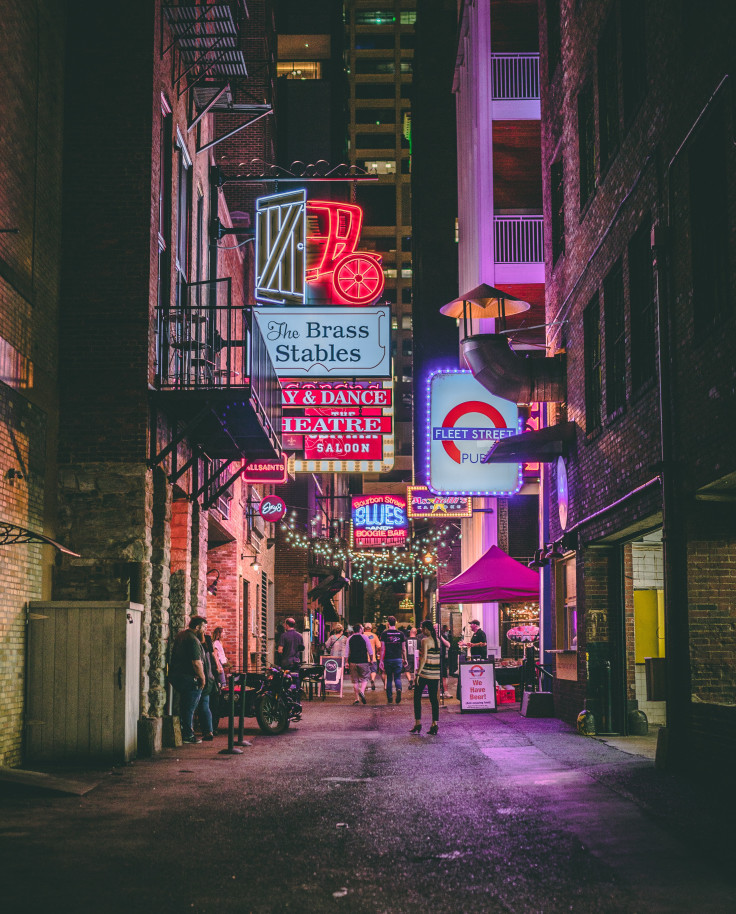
[437,544,539,604]
[482,421,576,464]
[308,575,348,601]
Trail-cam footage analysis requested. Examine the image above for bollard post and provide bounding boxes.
[235,672,252,747]
[219,673,243,755]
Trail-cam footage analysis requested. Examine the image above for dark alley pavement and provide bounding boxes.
[1,686,735,914]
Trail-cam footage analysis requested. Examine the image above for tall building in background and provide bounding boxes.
[344,0,416,485]
[450,0,545,655]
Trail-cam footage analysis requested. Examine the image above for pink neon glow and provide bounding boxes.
[306,201,385,305]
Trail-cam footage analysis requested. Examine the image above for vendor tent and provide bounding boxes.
[437,544,539,604]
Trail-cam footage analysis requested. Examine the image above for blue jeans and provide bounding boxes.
[171,674,202,739]
[197,691,213,735]
[384,658,403,699]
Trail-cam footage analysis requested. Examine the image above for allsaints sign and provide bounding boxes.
[254,307,391,378]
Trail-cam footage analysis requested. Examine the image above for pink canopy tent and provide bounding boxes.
[437,544,539,604]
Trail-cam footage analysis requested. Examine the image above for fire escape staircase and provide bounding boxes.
[163,1,273,152]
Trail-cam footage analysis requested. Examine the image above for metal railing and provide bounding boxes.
[157,277,250,389]
[493,215,544,263]
[491,53,540,100]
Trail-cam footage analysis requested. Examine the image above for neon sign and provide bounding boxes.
[407,486,472,519]
[351,494,408,548]
[306,201,384,305]
[254,192,384,306]
[242,456,288,485]
[255,190,306,305]
[427,370,522,496]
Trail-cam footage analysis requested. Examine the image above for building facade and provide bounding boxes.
[537,0,735,766]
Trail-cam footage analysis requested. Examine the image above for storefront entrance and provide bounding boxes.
[629,530,667,726]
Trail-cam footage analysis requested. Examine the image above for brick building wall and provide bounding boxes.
[540,0,736,757]
[0,0,65,766]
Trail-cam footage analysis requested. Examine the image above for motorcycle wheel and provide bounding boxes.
[255,694,290,735]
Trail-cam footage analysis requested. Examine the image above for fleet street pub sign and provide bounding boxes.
[282,380,395,474]
[427,370,523,497]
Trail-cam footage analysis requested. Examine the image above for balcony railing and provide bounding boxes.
[491,53,540,100]
[494,215,544,263]
[155,278,282,454]
[157,277,248,389]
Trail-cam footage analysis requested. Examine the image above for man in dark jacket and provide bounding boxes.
[170,615,207,743]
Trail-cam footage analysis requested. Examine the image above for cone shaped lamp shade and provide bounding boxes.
[440,283,531,319]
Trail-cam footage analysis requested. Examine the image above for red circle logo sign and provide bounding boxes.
[469,665,485,677]
[440,400,507,464]
[259,495,287,522]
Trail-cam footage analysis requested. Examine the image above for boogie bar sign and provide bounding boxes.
[351,494,408,548]
[254,307,391,378]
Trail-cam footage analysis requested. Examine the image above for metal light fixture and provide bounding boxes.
[544,541,565,561]
[250,558,261,573]
[528,548,549,569]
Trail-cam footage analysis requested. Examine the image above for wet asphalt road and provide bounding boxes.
[1,687,735,914]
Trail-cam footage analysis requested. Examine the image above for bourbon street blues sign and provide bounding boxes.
[427,370,522,497]
[254,306,391,378]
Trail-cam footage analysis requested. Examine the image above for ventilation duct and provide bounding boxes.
[461,334,566,403]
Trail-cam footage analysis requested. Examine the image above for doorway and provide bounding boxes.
[242,579,249,672]
[629,530,667,725]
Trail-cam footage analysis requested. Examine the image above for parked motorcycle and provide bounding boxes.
[216,666,303,735]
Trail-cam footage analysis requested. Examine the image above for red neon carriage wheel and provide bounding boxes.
[332,254,385,305]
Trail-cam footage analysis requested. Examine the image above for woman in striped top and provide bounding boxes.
[410,620,441,735]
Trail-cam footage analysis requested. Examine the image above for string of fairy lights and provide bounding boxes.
[279,510,462,585]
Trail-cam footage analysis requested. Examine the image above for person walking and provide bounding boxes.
[379,615,407,704]
[196,627,217,741]
[410,620,441,735]
[347,623,373,704]
[363,623,381,691]
[211,626,228,688]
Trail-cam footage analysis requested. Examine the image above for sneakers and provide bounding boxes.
[353,700,360,705]
[395,691,402,705]
[387,696,393,704]
[182,735,202,744]
[371,682,376,691]
[202,733,214,742]
[359,692,367,704]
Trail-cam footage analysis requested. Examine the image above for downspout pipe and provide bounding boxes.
[461,334,566,402]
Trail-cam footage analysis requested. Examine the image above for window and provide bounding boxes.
[604,259,626,415]
[355,34,395,50]
[628,219,656,389]
[364,159,396,174]
[157,100,172,314]
[355,83,396,99]
[550,158,565,263]
[598,15,620,171]
[355,58,395,75]
[584,293,602,433]
[355,132,396,150]
[558,557,578,651]
[578,81,596,208]
[621,0,647,122]
[401,287,412,304]
[355,9,395,26]
[689,111,730,328]
[175,130,192,278]
[546,0,561,79]
[401,337,412,356]
[356,107,396,125]
[401,365,412,383]
[400,11,417,25]
[276,61,322,79]
[401,314,412,330]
